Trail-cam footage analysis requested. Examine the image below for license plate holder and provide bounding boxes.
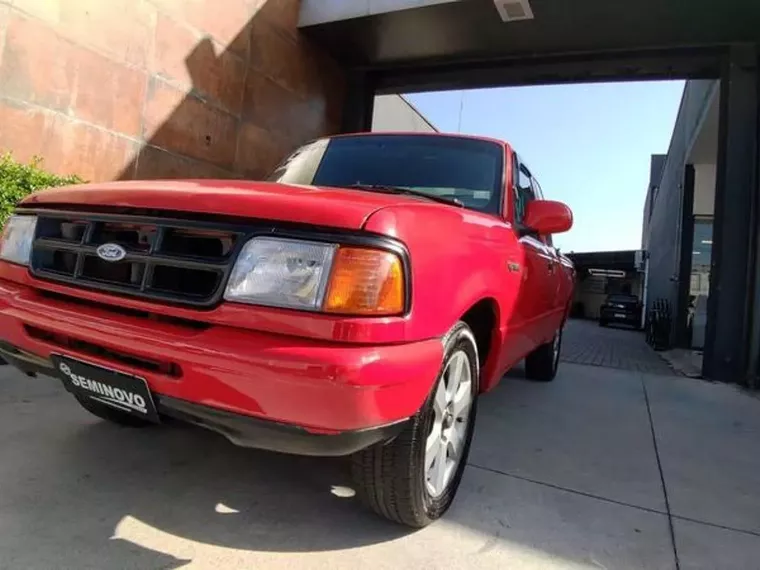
[51,354,160,423]
[614,313,626,318]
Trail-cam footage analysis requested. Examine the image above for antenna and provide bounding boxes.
[457,91,465,133]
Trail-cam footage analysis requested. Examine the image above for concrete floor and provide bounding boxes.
[1,321,759,569]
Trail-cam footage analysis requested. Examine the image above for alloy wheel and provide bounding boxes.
[424,350,473,498]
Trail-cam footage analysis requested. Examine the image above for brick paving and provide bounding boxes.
[561,319,674,375]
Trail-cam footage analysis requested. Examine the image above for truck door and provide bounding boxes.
[519,236,557,344]
[512,157,555,347]
[530,175,565,331]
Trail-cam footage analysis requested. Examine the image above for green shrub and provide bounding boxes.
[0,154,84,226]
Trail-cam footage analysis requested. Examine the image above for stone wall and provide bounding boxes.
[0,0,346,182]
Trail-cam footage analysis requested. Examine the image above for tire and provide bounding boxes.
[74,394,153,427]
[525,325,563,382]
[599,320,607,327]
[351,321,480,528]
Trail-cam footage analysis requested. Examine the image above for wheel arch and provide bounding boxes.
[458,297,502,392]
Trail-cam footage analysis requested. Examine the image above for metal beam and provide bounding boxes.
[373,48,723,93]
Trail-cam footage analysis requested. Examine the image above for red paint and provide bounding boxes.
[0,278,442,430]
[523,200,574,235]
[2,133,574,433]
[21,179,425,231]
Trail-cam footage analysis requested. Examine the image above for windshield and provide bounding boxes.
[267,134,505,215]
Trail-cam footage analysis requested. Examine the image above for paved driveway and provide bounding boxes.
[1,324,759,569]
[562,319,674,375]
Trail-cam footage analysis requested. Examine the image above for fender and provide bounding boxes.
[363,203,516,339]
[363,203,521,394]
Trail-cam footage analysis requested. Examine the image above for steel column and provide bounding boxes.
[675,165,696,348]
[703,46,759,382]
[341,71,376,133]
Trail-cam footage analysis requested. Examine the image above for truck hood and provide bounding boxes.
[19,179,421,230]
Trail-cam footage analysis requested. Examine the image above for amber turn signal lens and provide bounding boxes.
[323,247,405,315]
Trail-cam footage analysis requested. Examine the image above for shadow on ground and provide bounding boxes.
[5,321,757,569]
[1,359,682,570]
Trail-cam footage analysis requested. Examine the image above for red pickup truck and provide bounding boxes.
[0,133,574,527]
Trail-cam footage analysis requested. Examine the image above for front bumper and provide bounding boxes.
[0,278,443,455]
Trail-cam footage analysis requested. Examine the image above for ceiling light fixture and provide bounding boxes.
[493,0,534,22]
[588,269,626,278]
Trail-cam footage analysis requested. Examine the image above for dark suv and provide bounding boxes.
[599,293,641,328]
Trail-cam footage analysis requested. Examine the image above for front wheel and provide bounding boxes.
[525,325,563,382]
[351,321,480,528]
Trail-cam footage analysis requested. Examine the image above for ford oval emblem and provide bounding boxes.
[96,243,127,262]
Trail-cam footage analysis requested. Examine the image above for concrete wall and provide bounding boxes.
[372,94,437,132]
[0,0,346,182]
[641,154,667,249]
[693,162,716,216]
[644,80,718,325]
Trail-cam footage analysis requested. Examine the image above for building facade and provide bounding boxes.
[567,251,645,322]
[371,94,437,133]
[641,79,741,379]
[0,0,348,182]
[0,0,435,182]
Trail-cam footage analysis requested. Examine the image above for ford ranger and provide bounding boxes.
[0,132,574,527]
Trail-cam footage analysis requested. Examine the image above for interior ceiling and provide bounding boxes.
[301,0,760,90]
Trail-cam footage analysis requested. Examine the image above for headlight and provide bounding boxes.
[322,246,405,315]
[0,215,37,266]
[225,238,336,310]
[224,237,405,315]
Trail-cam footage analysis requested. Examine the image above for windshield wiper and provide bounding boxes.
[348,184,464,208]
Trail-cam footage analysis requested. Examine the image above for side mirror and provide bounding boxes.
[522,200,573,235]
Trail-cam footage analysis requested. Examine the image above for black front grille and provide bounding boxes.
[24,325,183,377]
[29,212,244,308]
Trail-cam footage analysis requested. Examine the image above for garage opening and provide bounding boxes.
[300,0,758,386]
[369,80,710,376]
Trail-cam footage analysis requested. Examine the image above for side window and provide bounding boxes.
[512,154,535,225]
[531,177,544,200]
[531,176,553,246]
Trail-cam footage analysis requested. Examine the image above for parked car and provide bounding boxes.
[599,293,641,328]
[0,132,574,527]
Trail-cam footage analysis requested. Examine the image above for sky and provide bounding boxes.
[406,81,685,253]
